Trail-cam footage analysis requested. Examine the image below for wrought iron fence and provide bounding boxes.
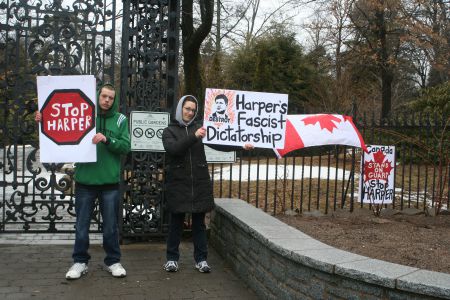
[0,0,180,236]
[210,113,449,215]
[0,0,117,233]
[120,0,180,238]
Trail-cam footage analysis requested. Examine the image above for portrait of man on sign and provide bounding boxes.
[209,94,230,123]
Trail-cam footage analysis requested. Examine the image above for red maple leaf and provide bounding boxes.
[301,115,342,133]
[364,150,394,182]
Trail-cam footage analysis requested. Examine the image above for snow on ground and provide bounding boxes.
[212,164,357,181]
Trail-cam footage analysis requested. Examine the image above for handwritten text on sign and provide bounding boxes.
[359,145,396,204]
[41,90,95,144]
[37,75,97,163]
[203,88,288,149]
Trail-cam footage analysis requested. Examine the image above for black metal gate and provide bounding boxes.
[0,0,179,236]
[119,0,179,238]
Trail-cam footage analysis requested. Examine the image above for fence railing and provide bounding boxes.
[210,113,449,215]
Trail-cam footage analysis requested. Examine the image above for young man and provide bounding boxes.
[36,84,130,279]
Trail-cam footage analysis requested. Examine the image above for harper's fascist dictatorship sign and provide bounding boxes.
[37,75,97,163]
[359,145,396,204]
[203,88,288,149]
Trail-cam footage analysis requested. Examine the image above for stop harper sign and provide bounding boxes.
[41,89,96,145]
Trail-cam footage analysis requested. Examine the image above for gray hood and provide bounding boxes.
[175,95,198,126]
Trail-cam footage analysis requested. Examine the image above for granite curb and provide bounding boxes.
[213,198,450,299]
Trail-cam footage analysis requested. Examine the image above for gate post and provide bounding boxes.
[119,0,180,238]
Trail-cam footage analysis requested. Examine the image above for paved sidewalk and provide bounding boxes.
[0,239,258,300]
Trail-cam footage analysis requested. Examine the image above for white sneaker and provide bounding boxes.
[65,263,88,280]
[163,260,179,272]
[195,261,211,273]
[106,263,126,277]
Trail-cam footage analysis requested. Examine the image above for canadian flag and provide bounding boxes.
[274,114,367,158]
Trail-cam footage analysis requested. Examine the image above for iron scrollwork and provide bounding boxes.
[0,0,115,233]
[120,0,179,237]
[1,0,179,236]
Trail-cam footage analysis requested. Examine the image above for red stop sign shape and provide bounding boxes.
[41,89,96,145]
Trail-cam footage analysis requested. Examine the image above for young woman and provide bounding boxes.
[162,95,253,273]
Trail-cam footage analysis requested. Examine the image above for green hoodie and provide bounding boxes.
[74,84,130,186]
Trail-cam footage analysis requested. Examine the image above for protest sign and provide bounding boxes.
[37,75,96,163]
[203,88,288,149]
[359,145,396,204]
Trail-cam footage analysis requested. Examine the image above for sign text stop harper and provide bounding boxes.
[41,89,95,145]
[37,75,97,163]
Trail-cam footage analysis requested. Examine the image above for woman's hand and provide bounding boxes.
[195,127,206,138]
[242,143,254,151]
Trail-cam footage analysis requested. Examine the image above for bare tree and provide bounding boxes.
[303,0,355,111]
[212,0,316,50]
[347,0,407,120]
[182,0,214,100]
[402,0,450,87]
[203,0,313,93]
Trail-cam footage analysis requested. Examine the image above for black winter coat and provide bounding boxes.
[162,121,214,213]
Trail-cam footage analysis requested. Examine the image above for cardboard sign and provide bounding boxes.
[37,75,97,163]
[359,145,396,204]
[203,88,288,149]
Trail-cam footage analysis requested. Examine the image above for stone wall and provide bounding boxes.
[210,199,450,300]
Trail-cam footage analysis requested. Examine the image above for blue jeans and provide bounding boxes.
[166,212,207,263]
[73,185,121,266]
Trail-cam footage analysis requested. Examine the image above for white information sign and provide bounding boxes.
[203,88,288,149]
[359,145,396,204]
[130,111,170,151]
[37,75,96,163]
[205,146,236,163]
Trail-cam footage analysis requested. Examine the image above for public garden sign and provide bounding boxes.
[130,111,170,152]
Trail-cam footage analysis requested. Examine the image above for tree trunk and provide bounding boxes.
[375,7,392,120]
[181,0,214,106]
[183,47,203,97]
[428,0,449,86]
[216,0,221,53]
[380,67,393,120]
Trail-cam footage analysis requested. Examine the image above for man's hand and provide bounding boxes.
[195,127,206,138]
[92,133,107,144]
[35,111,42,122]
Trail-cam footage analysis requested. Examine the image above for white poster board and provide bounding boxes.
[359,145,396,204]
[203,88,288,149]
[37,75,96,163]
[130,111,170,152]
[205,146,236,163]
